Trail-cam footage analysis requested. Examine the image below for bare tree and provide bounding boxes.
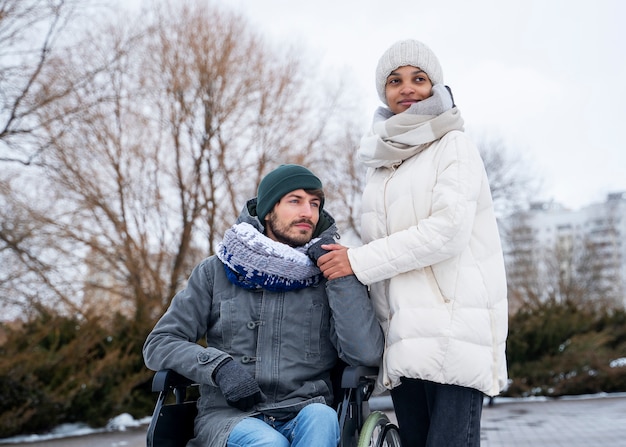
[476,135,540,218]
[314,122,367,244]
[0,0,120,165]
[0,1,363,325]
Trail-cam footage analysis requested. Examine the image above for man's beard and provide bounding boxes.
[266,213,315,247]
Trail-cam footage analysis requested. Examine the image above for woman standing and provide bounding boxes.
[318,39,508,446]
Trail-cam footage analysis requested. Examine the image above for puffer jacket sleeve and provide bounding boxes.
[143,258,230,386]
[348,132,484,285]
[326,275,384,367]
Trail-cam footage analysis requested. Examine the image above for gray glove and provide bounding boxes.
[307,235,335,263]
[213,359,265,411]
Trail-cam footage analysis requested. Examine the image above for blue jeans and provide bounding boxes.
[390,377,484,447]
[227,403,340,447]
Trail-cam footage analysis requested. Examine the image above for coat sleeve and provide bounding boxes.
[142,259,230,386]
[326,275,384,367]
[348,132,485,285]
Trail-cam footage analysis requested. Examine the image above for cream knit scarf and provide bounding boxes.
[359,84,465,168]
[216,222,322,291]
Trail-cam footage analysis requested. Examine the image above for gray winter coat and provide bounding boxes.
[143,201,384,446]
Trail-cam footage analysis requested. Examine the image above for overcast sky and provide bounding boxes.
[226,0,625,210]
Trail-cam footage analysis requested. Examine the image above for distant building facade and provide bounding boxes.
[501,192,626,310]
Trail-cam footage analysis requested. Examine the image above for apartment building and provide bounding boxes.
[502,191,626,309]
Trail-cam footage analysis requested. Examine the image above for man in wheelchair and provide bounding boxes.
[143,164,384,446]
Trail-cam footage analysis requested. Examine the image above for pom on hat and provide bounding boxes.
[375,39,444,106]
[256,164,324,221]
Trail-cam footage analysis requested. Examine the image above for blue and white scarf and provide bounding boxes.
[216,222,322,292]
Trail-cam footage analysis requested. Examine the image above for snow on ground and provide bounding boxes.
[0,414,152,445]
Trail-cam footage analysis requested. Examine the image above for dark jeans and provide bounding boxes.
[390,377,484,447]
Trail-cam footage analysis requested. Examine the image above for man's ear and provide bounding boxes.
[264,207,275,226]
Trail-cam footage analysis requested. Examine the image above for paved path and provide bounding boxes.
[480,394,626,446]
[1,394,625,446]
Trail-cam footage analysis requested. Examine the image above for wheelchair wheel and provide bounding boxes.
[357,410,401,447]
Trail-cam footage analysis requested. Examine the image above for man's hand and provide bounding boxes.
[213,359,265,411]
[317,244,354,280]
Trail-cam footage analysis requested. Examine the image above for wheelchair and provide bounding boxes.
[147,365,401,447]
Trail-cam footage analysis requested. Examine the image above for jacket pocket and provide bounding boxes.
[304,302,326,360]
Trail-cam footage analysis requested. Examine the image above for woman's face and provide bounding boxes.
[384,65,433,114]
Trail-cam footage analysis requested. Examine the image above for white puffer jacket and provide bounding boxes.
[348,125,508,397]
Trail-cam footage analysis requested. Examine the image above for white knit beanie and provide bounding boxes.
[375,39,444,105]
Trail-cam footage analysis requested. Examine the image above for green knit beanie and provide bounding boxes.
[256,164,324,221]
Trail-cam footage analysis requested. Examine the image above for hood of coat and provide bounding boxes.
[241,197,337,240]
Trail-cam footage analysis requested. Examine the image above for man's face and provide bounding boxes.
[264,189,321,247]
